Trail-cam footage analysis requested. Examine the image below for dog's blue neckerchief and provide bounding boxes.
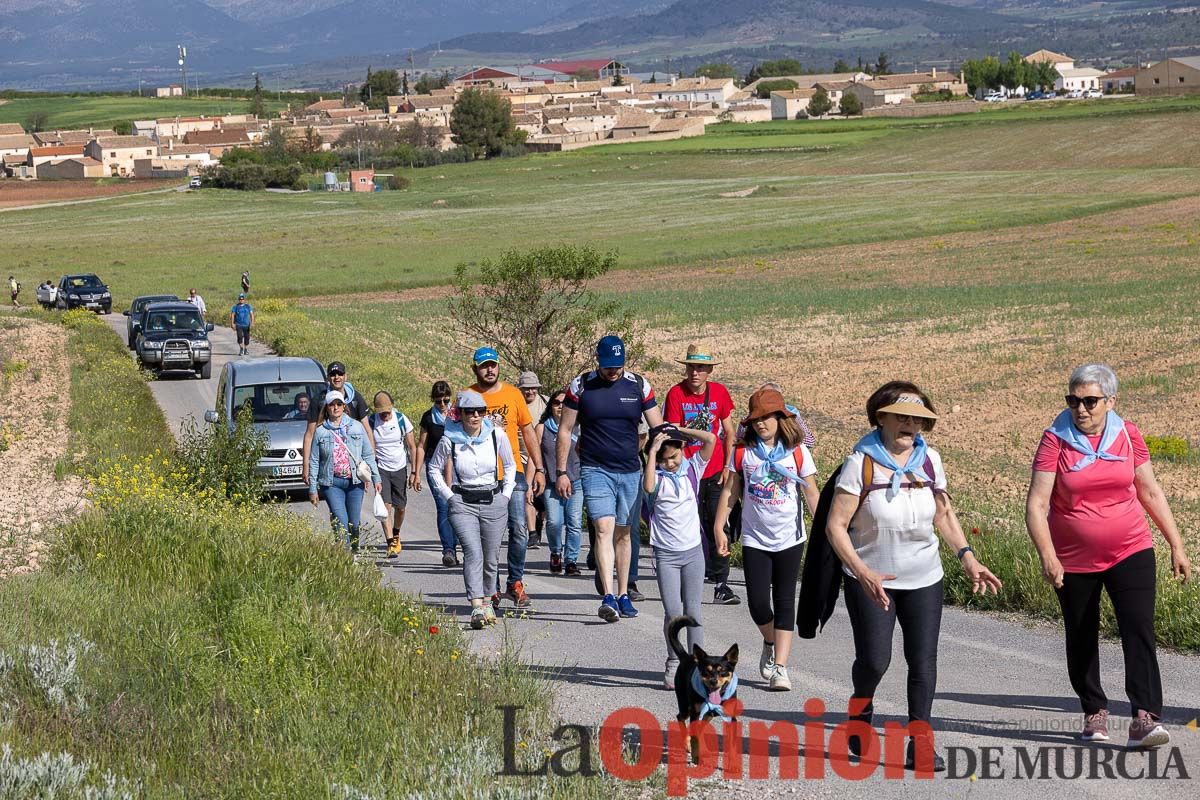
[690,670,739,722]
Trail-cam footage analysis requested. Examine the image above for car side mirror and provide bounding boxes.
[204,410,219,424]
[205,323,214,332]
[122,310,130,316]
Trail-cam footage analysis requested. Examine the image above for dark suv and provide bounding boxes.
[135,301,214,379]
[55,273,112,313]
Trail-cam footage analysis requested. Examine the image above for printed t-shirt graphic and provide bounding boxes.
[470,382,533,474]
[663,381,734,480]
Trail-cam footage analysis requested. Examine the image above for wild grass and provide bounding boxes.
[0,314,624,797]
[0,96,289,131]
[3,97,1199,304]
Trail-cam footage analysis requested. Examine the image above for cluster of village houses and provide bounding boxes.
[1,52,1197,181]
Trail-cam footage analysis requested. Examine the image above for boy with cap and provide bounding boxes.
[302,361,374,489]
[663,344,741,606]
[469,347,545,608]
[517,371,548,549]
[229,294,254,356]
[557,335,662,622]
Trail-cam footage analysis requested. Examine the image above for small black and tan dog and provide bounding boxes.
[668,615,739,725]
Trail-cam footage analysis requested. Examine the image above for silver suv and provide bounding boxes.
[205,356,327,491]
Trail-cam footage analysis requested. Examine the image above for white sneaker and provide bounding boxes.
[769,665,791,692]
[664,661,677,690]
[759,641,775,679]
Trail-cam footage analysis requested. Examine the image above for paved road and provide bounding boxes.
[103,313,1200,797]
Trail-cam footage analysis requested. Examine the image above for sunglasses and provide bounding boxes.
[328,372,345,378]
[1065,395,1107,410]
[434,397,452,405]
[328,400,345,407]
[461,408,487,416]
[549,400,563,407]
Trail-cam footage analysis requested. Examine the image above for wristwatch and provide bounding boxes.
[556,469,570,479]
[535,467,547,474]
[957,546,974,560]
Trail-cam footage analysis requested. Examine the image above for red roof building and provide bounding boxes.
[537,59,627,79]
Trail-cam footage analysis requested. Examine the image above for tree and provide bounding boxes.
[398,118,439,149]
[962,56,1003,93]
[755,78,799,99]
[808,86,833,117]
[299,126,323,154]
[401,70,410,96]
[446,245,642,388]
[250,73,266,119]
[873,52,891,76]
[839,91,862,116]
[611,72,625,87]
[570,68,600,81]
[1034,60,1058,91]
[414,71,450,94]
[360,68,400,109]
[694,62,736,80]
[24,112,48,133]
[112,120,133,135]
[262,125,288,163]
[450,88,520,160]
[833,58,852,73]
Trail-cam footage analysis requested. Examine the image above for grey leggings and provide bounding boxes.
[448,493,508,600]
[653,544,705,666]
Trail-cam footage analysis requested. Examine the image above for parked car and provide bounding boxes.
[134,301,213,378]
[984,92,1007,103]
[204,357,327,492]
[1043,91,1058,99]
[189,176,202,189]
[1085,88,1104,99]
[54,273,112,313]
[1066,89,1085,99]
[1025,91,1045,101]
[123,294,179,349]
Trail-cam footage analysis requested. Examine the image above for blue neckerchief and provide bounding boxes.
[690,670,739,722]
[656,459,690,488]
[1048,409,1127,471]
[343,381,356,404]
[429,404,446,426]
[442,418,495,446]
[749,439,802,488]
[852,429,931,501]
[544,415,579,442]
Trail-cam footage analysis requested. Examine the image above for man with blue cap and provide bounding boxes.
[556,335,663,622]
[469,345,545,610]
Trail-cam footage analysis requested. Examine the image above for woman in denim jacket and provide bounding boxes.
[309,389,381,552]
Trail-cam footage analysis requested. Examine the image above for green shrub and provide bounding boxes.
[1144,434,1194,462]
[755,79,799,99]
[175,403,267,503]
[387,174,410,190]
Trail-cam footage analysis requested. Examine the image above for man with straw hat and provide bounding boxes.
[663,344,741,605]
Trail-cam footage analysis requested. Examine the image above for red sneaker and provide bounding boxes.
[505,581,531,607]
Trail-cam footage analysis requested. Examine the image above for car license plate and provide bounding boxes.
[273,465,302,477]
[85,303,100,309]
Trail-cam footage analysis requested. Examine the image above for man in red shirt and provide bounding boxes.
[662,344,741,605]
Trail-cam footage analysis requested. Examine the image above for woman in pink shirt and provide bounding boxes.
[1026,363,1191,750]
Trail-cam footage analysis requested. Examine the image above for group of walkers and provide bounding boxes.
[298,336,1191,764]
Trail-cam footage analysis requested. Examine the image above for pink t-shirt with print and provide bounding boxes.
[1032,420,1151,573]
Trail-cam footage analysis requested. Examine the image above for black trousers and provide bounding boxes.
[742,542,805,629]
[1055,547,1161,718]
[843,577,943,724]
[698,475,729,585]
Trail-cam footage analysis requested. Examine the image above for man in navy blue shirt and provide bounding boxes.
[556,335,662,622]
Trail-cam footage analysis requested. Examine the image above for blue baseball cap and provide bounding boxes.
[596,335,626,368]
[472,346,499,366]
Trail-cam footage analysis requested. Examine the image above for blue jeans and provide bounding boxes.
[506,471,529,588]
[320,476,363,550]
[545,481,584,563]
[427,466,457,553]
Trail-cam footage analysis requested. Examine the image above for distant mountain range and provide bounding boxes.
[1,0,1197,90]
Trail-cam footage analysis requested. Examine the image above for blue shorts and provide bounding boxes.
[580,465,641,524]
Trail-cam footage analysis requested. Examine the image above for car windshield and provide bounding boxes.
[144,309,204,332]
[67,276,103,289]
[231,382,326,423]
[133,295,177,313]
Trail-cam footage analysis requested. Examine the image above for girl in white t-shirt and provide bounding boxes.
[644,423,717,689]
[715,388,819,692]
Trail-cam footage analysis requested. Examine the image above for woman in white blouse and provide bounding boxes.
[825,381,1001,772]
[428,390,516,629]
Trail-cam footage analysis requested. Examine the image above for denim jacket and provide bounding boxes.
[309,417,380,495]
